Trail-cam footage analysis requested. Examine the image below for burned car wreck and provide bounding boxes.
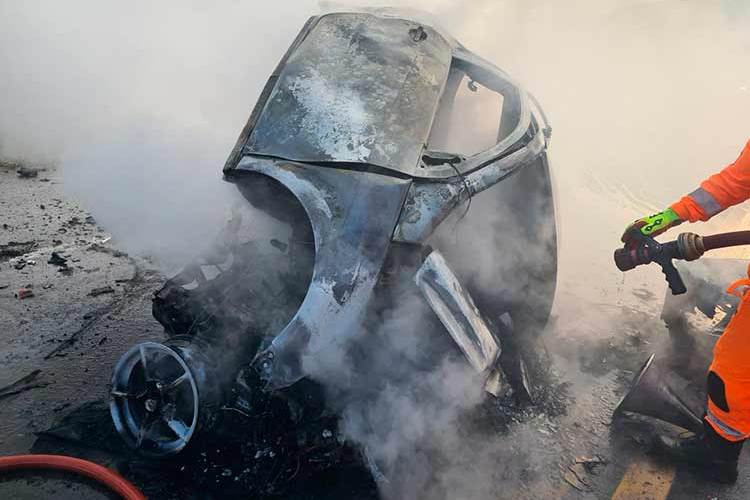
[109,10,557,472]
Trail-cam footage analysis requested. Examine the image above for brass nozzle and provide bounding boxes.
[677,232,705,261]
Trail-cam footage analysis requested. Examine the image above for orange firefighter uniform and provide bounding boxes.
[670,139,750,442]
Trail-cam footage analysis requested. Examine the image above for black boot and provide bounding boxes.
[652,420,744,484]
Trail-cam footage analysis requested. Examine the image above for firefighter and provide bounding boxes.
[623,139,750,484]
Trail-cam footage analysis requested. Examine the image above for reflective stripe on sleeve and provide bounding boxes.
[706,408,747,439]
[688,188,723,217]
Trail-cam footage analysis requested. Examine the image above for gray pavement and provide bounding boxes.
[0,162,164,499]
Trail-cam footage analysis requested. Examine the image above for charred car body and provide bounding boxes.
[110,11,557,459]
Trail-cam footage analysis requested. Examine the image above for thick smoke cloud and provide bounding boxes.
[2,0,748,267]
[0,0,317,266]
[2,1,750,499]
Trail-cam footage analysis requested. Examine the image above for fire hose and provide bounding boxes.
[0,454,145,500]
[614,230,750,295]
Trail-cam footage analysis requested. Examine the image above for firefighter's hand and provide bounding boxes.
[621,208,682,244]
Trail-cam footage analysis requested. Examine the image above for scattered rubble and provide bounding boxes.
[89,285,115,297]
[47,251,68,267]
[0,241,36,261]
[562,454,608,493]
[87,243,127,258]
[575,454,608,473]
[564,463,592,492]
[0,370,48,401]
[44,267,156,360]
[35,397,374,499]
[16,166,39,178]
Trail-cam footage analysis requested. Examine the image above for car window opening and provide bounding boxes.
[427,66,505,157]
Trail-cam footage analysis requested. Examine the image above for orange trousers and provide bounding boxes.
[706,271,750,442]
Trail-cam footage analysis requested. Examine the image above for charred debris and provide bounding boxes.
[33,10,563,497]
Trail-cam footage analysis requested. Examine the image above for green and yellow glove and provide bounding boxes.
[621,208,682,243]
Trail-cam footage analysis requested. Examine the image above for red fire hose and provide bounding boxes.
[0,454,145,500]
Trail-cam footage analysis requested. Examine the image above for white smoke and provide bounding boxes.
[0,0,318,266]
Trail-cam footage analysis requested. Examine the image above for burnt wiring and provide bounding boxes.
[450,161,473,230]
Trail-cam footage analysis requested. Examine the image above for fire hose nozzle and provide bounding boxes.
[613,247,639,272]
[676,232,705,261]
[615,230,750,295]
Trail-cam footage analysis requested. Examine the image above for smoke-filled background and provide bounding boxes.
[2,0,750,498]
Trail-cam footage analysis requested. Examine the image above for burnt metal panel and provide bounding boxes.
[393,125,548,243]
[230,157,411,390]
[414,250,500,372]
[224,15,320,173]
[243,13,452,176]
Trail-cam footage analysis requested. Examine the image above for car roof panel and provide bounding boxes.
[244,13,453,176]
